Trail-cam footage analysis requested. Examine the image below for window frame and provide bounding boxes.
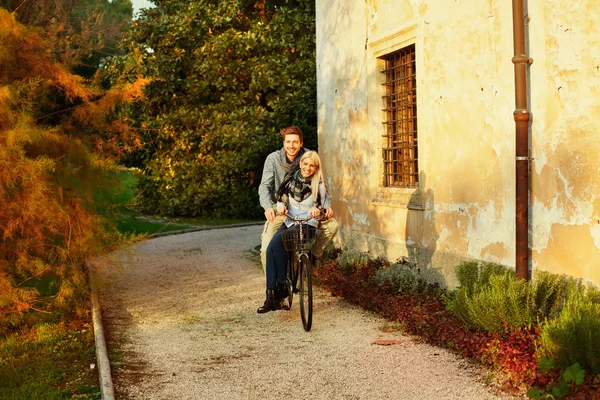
[369,24,422,210]
[380,44,418,189]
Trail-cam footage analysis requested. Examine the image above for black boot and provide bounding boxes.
[257,290,278,313]
[274,284,289,310]
[274,283,289,302]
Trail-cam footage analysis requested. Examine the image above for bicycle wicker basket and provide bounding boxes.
[281,225,317,252]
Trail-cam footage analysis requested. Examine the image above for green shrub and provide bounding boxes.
[530,271,574,321]
[448,263,590,335]
[459,273,534,333]
[455,260,508,295]
[538,286,600,374]
[336,249,372,276]
[373,262,427,295]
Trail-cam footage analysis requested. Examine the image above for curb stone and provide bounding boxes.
[88,222,264,399]
[86,261,115,400]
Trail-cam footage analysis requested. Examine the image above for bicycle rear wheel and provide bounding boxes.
[299,254,313,331]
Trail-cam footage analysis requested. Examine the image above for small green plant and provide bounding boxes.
[455,260,508,295]
[373,262,427,295]
[538,288,600,374]
[448,264,590,335]
[336,249,372,276]
[527,359,586,399]
[462,273,534,333]
[529,271,574,322]
[448,270,533,333]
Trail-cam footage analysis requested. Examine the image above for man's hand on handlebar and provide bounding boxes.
[309,207,321,218]
[264,207,276,222]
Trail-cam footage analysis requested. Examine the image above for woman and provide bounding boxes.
[257,150,330,313]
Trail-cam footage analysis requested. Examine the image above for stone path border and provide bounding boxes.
[87,261,115,400]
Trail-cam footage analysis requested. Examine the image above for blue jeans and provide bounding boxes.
[265,225,289,290]
[265,224,316,290]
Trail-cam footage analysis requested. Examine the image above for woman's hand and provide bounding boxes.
[323,207,334,219]
[276,204,287,215]
[309,207,321,218]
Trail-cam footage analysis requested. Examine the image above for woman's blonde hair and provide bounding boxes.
[300,151,324,202]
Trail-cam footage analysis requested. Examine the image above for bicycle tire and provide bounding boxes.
[299,254,313,331]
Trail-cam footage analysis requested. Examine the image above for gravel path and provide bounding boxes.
[94,225,520,400]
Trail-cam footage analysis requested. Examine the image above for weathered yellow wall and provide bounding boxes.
[316,0,600,288]
[528,1,600,284]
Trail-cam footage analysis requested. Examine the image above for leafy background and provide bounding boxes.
[109,0,317,218]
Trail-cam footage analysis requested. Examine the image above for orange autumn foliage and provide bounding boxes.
[0,8,147,329]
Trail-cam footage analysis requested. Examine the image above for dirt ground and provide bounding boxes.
[93,225,521,400]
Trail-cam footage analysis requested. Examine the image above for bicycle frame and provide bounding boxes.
[280,213,321,331]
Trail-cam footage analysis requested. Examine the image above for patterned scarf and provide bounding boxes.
[279,147,306,172]
[276,169,313,203]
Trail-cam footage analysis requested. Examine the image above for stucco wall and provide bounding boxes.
[316,0,600,288]
[528,1,600,284]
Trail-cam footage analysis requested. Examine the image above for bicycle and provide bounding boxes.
[280,214,320,331]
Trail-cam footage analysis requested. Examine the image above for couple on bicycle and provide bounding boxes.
[257,126,339,313]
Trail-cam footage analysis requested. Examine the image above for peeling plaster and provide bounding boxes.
[480,242,506,261]
[352,213,370,225]
[534,152,547,175]
[591,224,600,249]
[532,197,594,251]
[340,198,371,229]
[532,199,561,251]
[435,200,512,262]
[556,169,573,199]
[534,223,600,282]
[466,200,513,259]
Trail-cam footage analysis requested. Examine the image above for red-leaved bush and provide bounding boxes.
[313,259,600,397]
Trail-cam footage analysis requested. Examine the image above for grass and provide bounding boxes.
[95,168,260,235]
[0,317,100,400]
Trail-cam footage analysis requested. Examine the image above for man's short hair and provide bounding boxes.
[280,126,304,142]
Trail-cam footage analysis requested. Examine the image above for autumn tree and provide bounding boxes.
[109,0,317,218]
[0,4,145,330]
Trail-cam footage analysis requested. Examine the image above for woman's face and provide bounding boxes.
[300,157,318,178]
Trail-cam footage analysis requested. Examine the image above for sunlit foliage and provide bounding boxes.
[0,4,145,330]
[108,0,317,218]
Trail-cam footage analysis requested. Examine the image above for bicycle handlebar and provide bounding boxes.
[284,210,325,222]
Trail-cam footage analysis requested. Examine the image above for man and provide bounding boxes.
[258,126,339,271]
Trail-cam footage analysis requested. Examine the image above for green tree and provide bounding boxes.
[110,0,317,218]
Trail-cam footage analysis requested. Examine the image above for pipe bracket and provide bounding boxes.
[512,54,533,64]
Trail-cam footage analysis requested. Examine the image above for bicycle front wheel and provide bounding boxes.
[299,253,313,331]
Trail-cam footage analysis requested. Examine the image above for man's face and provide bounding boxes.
[283,134,302,162]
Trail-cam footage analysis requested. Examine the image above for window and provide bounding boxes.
[380,44,418,188]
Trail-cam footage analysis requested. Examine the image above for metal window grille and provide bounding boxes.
[380,44,418,188]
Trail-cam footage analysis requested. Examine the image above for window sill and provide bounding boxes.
[372,187,423,210]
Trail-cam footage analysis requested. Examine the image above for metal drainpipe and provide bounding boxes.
[512,0,532,280]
